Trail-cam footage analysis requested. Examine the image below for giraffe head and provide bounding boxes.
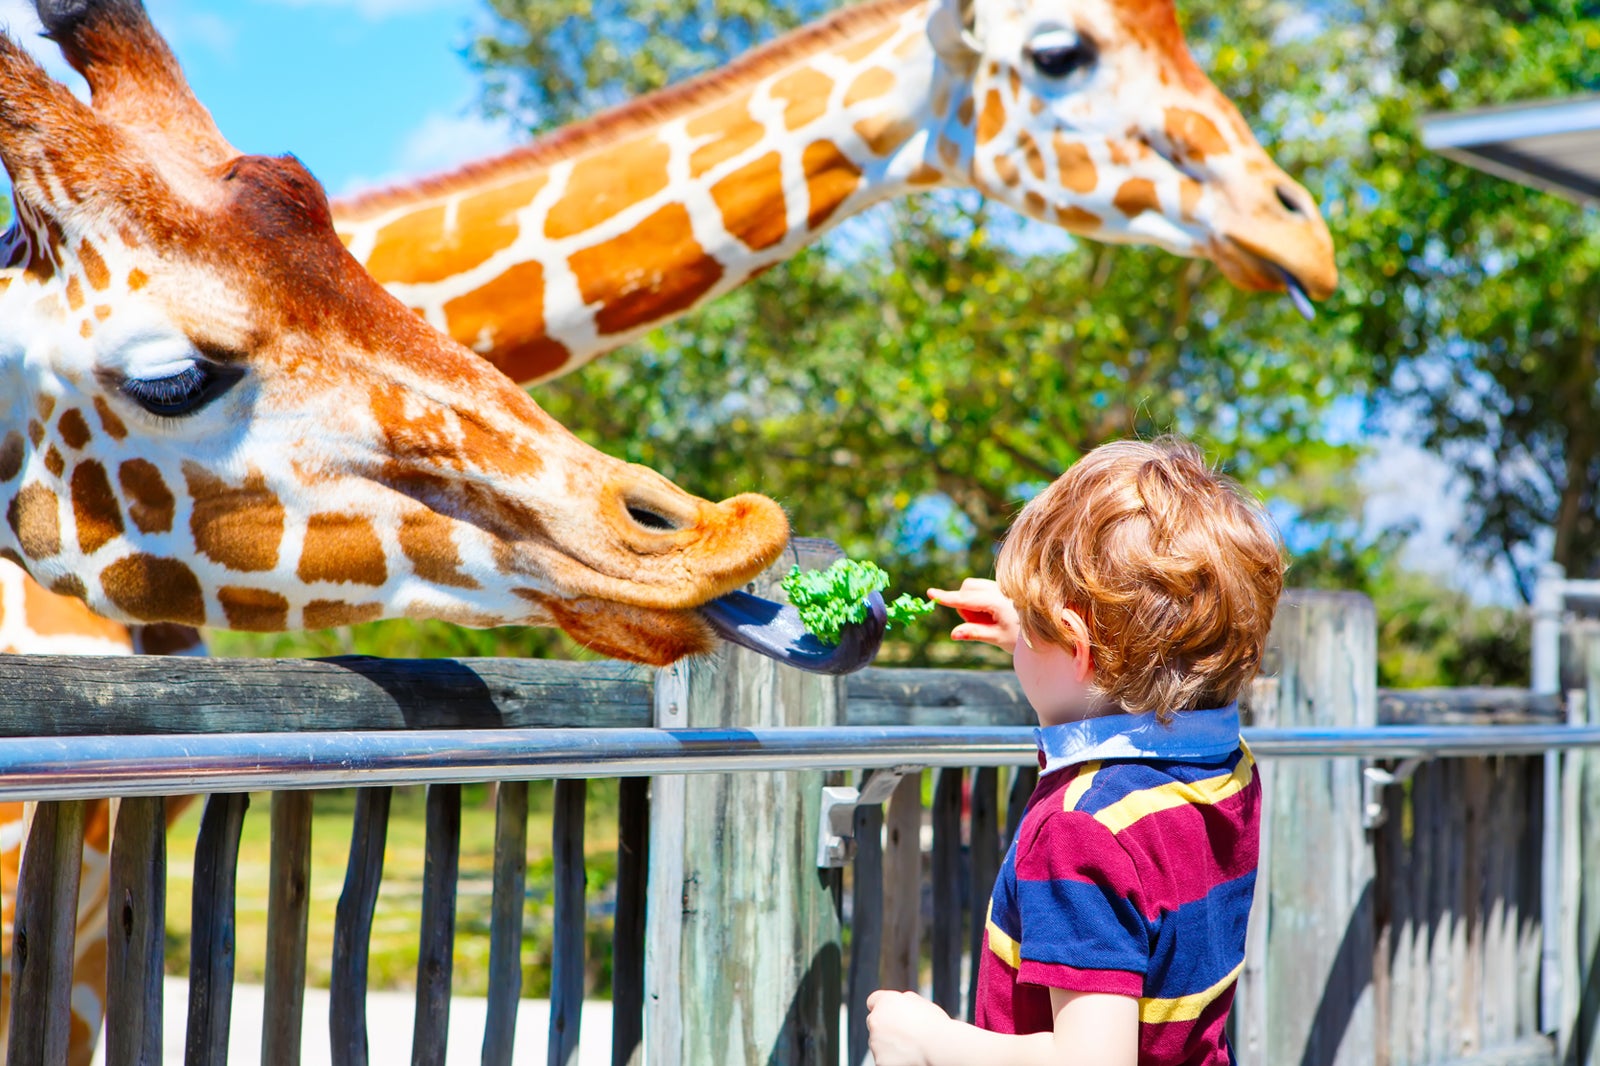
[0,0,880,671]
[922,0,1336,306]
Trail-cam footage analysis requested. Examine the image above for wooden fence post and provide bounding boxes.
[646,539,845,1066]
[1564,622,1600,1065]
[1241,590,1378,1066]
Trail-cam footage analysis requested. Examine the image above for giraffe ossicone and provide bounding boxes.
[334,0,1340,386]
[0,0,881,674]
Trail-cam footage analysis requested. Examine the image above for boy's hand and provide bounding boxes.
[866,990,951,1066]
[927,578,1021,655]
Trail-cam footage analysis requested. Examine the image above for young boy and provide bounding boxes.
[866,437,1281,1066]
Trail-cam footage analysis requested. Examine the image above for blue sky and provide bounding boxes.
[0,0,520,195]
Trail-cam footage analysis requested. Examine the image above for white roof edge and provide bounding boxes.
[1421,95,1600,149]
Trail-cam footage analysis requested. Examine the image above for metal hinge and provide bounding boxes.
[817,766,921,868]
[1362,757,1424,829]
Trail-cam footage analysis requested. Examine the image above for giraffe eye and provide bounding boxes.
[1027,30,1097,80]
[120,362,242,417]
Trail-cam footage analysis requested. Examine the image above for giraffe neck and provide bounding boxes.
[336,0,952,385]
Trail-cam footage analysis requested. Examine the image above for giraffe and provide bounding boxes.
[0,1,881,1060]
[332,0,1339,386]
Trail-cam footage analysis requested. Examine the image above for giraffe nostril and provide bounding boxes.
[1275,185,1304,215]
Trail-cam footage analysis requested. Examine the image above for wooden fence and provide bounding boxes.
[0,583,1596,1065]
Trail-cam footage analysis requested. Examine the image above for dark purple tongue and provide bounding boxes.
[700,590,887,675]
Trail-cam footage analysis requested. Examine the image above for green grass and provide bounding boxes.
[162,782,623,997]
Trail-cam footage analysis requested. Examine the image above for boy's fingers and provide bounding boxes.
[952,623,1005,644]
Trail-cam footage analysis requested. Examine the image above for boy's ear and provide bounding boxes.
[1059,606,1094,683]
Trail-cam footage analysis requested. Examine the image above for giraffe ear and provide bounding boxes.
[929,0,983,62]
[35,0,235,168]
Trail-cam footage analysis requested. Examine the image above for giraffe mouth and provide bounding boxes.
[1276,267,1316,322]
[699,590,887,675]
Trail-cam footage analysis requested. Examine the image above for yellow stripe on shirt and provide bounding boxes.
[1091,751,1254,835]
[1061,761,1101,812]
[1139,959,1245,1024]
[984,900,1021,968]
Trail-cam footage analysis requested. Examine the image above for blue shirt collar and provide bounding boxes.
[1036,703,1242,776]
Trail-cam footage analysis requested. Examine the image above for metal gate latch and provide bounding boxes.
[818,766,921,868]
[1362,757,1423,829]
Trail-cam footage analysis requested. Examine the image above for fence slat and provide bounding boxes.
[847,789,884,1066]
[331,787,392,1066]
[413,784,461,1066]
[1003,766,1036,853]
[107,796,165,1066]
[549,779,586,1066]
[966,767,1000,1023]
[931,768,964,1016]
[483,781,529,1066]
[611,777,649,1066]
[185,792,249,1066]
[263,791,313,1066]
[881,773,922,994]
[7,800,87,1066]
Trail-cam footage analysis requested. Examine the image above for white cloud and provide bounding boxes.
[341,107,520,196]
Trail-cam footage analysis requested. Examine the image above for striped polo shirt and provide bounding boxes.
[975,704,1260,1065]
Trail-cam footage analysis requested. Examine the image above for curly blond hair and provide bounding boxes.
[996,437,1284,722]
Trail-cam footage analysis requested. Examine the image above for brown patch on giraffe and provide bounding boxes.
[399,511,479,590]
[1008,68,1022,99]
[36,396,55,422]
[80,319,94,340]
[71,461,124,555]
[119,460,176,534]
[101,554,205,625]
[1113,178,1160,218]
[1107,140,1136,167]
[1179,178,1203,221]
[218,587,290,631]
[0,433,23,482]
[43,447,64,479]
[907,163,944,186]
[837,22,897,63]
[65,274,84,312]
[1030,97,1045,116]
[1164,107,1229,163]
[442,259,571,380]
[93,398,128,441]
[95,305,112,321]
[1053,136,1098,195]
[844,66,896,107]
[938,136,961,168]
[932,84,951,118]
[544,135,673,241]
[1057,205,1102,230]
[957,96,975,127]
[298,513,388,587]
[133,624,206,655]
[366,175,548,286]
[770,67,834,132]
[1019,131,1046,179]
[57,409,91,450]
[710,152,789,252]
[78,241,110,291]
[976,90,1006,145]
[853,115,918,157]
[568,204,726,336]
[28,421,44,448]
[686,93,766,179]
[803,140,863,231]
[21,578,128,642]
[303,600,382,630]
[185,464,285,573]
[1025,191,1048,217]
[993,155,1020,188]
[126,268,149,291]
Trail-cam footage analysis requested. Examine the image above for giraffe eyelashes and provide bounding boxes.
[1025,29,1097,81]
[118,362,244,418]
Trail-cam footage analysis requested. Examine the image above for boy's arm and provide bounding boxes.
[866,987,1138,1066]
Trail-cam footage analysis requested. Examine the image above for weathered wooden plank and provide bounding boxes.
[965,767,999,1023]
[1235,679,1277,1066]
[7,800,87,1066]
[0,657,653,735]
[846,669,1032,727]
[330,787,392,1066]
[483,781,529,1066]
[263,791,313,1066]
[1259,590,1377,1066]
[1377,688,1564,726]
[185,792,249,1066]
[930,767,964,1017]
[649,540,845,1066]
[1370,768,1395,1066]
[1569,626,1600,1065]
[880,773,922,994]
[413,784,461,1066]
[1002,766,1036,853]
[847,793,884,1066]
[611,777,648,1066]
[107,796,166,1066]
[549,780,586,1066]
